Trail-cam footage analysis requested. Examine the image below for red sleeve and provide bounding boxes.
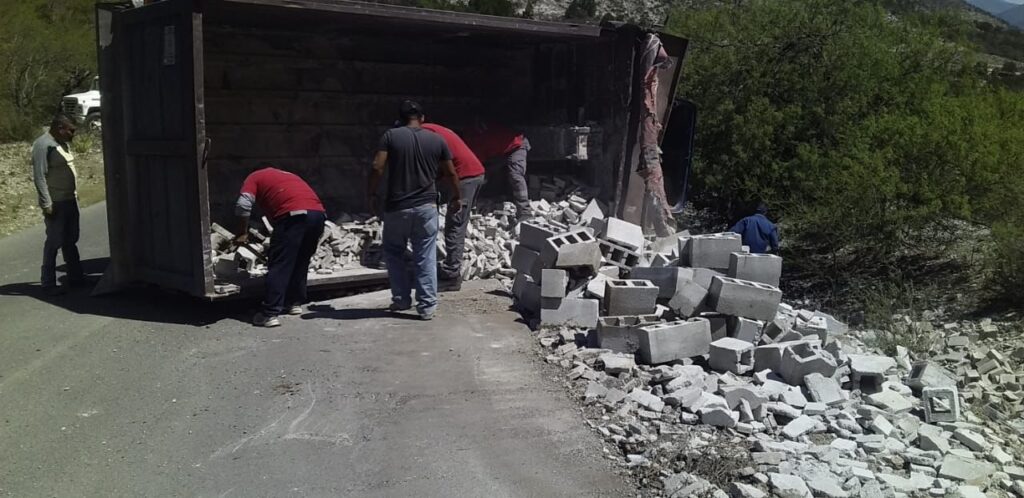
[240,172,259,196]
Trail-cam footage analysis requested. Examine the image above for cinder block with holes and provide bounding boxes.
[596,314,662,354]
[604,279,659,316]
[688,232,743,270]
[709,337,755,374]
[636,318,712,365]
[922,386,959,423]
[629,266,692,299]
[597,238,641,270]
[778,342,839,386]
[728,252,783,287]
[708,276,783,322]
[539,230,602,275]
[668,277,709,317]
[540,268,569,301]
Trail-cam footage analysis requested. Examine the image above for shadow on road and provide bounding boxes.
[0,258,249,326]
[302,303,422,321]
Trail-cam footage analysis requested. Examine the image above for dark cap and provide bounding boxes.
[399,100,423,119]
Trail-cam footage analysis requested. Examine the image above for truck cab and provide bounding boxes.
[61,77,101,130]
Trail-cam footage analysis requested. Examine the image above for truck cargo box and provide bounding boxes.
[95,0,686,299]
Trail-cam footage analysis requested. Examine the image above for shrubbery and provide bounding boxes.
[667,0,1024,306]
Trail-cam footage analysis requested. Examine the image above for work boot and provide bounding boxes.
[252,312,281,328]
[387,302,412,313]
[438,275,462,292]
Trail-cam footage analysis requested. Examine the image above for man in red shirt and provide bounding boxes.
[234,166,326,327]
[463,122,531,221]
[421,121,485,291]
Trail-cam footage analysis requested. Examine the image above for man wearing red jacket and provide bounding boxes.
[234,166,326,327]
[463,122,531,221]
[421,122,485,291]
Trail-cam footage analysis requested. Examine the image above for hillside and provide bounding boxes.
[965,0,1018,15]
[1001,3,1024,26]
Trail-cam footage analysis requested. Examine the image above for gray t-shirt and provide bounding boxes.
[378,126,452,212]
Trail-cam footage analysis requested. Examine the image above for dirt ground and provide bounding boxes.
[0,136,105,237]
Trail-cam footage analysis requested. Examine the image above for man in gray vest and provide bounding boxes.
[32,115,84,296]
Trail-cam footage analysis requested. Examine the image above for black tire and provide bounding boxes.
[85,111,101,131]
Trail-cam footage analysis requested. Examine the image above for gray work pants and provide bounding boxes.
[41,199,83,288]
[440,174,485,280]
[507,137,531,219]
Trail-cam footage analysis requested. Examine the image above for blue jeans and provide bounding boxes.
[382,203,438,315]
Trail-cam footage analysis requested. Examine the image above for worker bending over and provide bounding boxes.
[464,122,531,221]
[33,115,85,296]
[234,166,326,327]
[369,101,461,320]
[421,121,485,291]
[730,203,780,254]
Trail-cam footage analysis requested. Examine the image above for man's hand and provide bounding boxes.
[42,206,53,217]
[448,198,463,213]
[233,233,249,246]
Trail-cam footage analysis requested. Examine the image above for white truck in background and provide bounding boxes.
[61,77,101,130]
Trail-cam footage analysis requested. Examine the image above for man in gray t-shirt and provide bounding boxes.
[368,100,461,320]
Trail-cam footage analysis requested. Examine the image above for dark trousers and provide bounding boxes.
[507,138,531,218]
[41,199,83,287]
[441,175,485,280]
[262,211,325,316]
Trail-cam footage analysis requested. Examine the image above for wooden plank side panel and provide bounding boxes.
[119,0,209,297]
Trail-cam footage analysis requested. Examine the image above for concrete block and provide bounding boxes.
[708,276,783,322]
[728,316,764,344]
[728,252,783,287]
[540,269,569,299]
[782,415,822,439]
[804,372,844,406]
[667,278,709,318]
[585,273,610,300]
[677,236,692,265]
[848,354,897,394]
[709,338,755,374]
[908,362,958,392]
[700,312,729,340]
[952,428,990,452]
[629,266,692,299]
[795,316,829,343]
[597,238,641,270]
[637,318,712,365]
[512,273,541,315]
[596,315,661,354]
[519,222,559,251]
[605,279,659,316]
[511,245,540,274]
[599,352,636,375]
[603,217,644,251]
[864,390,913,414]
[580,199,604,226]
[236,246,259,272]
[778,342,838,385]
[754,344,787,373]
[629,388,665,412]
[923,386,960,423]
[540,298,598,328]
[555,241,603,275]
[918,424,951,453]
[769,473,812,498]
[720,385,768,410]
[649,253,673,268]
[691,267,725,289]
[939,455,996,485]
[700,407,739,428]
[688,232,743,270]
[214,254,238,275]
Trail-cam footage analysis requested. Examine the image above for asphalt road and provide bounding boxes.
[0,203,633,497]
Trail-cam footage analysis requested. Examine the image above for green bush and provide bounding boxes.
[991,220,1024,307]
[666,0,1024,306]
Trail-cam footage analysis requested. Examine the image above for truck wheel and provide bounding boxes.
[85,112,101,131]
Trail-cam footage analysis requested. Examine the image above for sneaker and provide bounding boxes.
[419,311,435,321]
[286,304,303,315]
[387,303,412,312]
[252,312,281,327]
[42,285,67,296]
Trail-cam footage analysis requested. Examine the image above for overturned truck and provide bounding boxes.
[94,0,688,299]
